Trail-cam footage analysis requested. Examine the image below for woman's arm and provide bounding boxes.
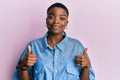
[80,66,90,80]
[19,69,31,80]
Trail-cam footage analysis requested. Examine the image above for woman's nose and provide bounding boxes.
[53,17,59,24]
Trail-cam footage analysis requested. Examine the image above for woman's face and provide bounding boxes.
[46,7,68,34]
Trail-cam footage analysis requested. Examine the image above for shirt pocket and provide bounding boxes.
[67,66,80,80]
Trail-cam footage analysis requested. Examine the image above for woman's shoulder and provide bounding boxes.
[67,36,84,49]
[28,37,44,45]
[67,37,82,44]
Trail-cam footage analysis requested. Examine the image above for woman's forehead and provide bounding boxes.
[48,7,67,16]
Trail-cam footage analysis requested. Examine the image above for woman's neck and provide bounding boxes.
[47,32,64,48]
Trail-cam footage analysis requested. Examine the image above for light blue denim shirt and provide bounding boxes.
[13,32,95,80]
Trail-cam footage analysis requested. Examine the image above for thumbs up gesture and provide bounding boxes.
[75,48,90,68]
[22,45,37,67]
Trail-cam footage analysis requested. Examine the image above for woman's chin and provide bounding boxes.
[48,30,62,35]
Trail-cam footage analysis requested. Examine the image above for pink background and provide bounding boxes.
[0,0,120,80]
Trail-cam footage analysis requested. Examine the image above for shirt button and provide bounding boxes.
[55,70,57,72]
[35,71,38,74]
[55,56,57,58]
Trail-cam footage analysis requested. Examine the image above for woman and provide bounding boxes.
[13,3,95,80]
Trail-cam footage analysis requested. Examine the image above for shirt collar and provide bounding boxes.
[42,32,49,49]
[56,32,68,52]
[42,31,68,52]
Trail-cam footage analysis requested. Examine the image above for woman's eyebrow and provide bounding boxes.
[48,12,67,17]
[48,12,53,15]
[60,14,67,17]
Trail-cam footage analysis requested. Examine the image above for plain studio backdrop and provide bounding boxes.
[0,0,120,80]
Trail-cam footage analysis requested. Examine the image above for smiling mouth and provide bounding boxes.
[51,25,60,28]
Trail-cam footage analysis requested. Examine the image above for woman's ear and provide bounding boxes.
[66,20,69,26]
[65,20,69,29]
[67,20,69,24]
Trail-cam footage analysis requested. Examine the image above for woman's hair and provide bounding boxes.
[47,3,69,16]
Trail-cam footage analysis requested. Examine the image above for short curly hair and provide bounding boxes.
[47,3,69,16]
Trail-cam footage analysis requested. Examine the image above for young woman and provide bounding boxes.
[13,3,95,80]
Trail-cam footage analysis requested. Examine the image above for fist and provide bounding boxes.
[22,45,37,67]
[75,48,90,68]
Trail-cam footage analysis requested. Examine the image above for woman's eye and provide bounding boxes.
[48,16,53,19]
[60,18,65,21]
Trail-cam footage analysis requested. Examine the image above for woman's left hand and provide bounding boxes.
[75,48,90,68]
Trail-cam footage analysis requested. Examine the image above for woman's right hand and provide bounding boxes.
[22,45,37,67]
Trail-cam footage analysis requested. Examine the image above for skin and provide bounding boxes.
[46,7,68,48]
[19,7,90,80]
[19,45,37,80]
[75,48,90,80]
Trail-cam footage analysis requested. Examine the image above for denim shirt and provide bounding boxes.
[13,32,95,80]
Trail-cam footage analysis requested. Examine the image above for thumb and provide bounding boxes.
[83,48,88,55]
[27,45,32,54]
